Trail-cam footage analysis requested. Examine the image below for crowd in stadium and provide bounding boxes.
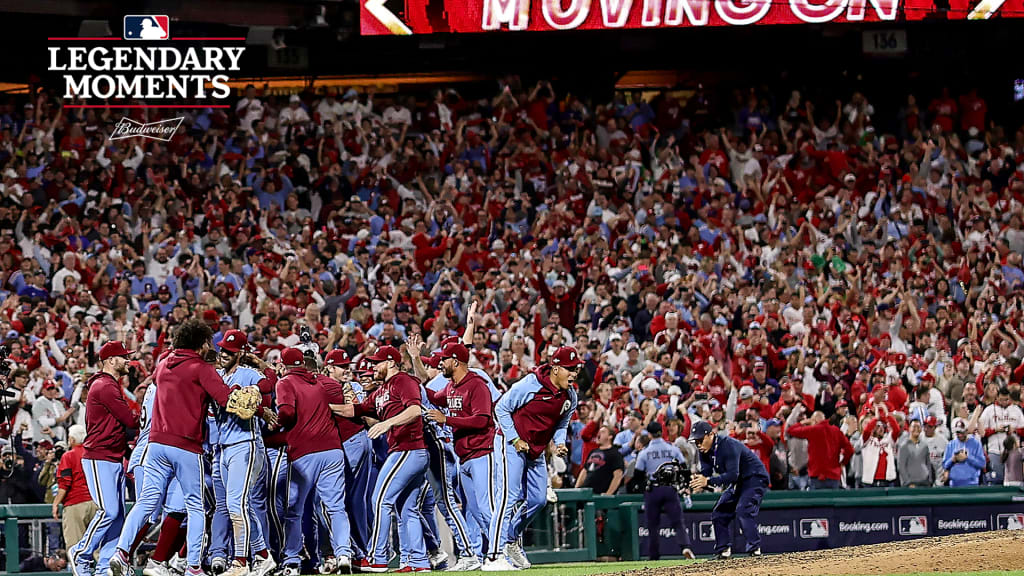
[0,75,1023,560]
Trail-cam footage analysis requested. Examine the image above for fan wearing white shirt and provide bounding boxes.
[236,84,264,134]
[279,94,311,136]
[316,91,344,126]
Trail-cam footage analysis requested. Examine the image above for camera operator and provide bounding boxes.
[0,442,41,504]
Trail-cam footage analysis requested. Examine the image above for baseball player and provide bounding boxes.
[69,341,140,576]
[213,330,279,576]
[403,338,477,570]
[129,372,188,576]
[331,345,429,573]
[634,422,694,561]
[484,346,580,572]
[322,349,372,567]
[276,347,352,575]
[689,420,770,559]
[423,341,497,569]
[110,319,243,576]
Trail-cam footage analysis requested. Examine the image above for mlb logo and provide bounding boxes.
[799,518,829,539]
[997,514,1024,530]
[898,516,928,536]
[124,15,169,40]
[698,521,715,542]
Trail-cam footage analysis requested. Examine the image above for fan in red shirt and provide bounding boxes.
[54,424,98,551]
[786,406,854,489]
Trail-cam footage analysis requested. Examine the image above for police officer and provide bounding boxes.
[634,422,694,561]
[689,420,769,559]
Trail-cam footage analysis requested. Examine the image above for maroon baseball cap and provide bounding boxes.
[281,348,304,367]
[368,345,402,364]
[549,346,583,368]
[218,330,247,353]
[355,357,374,375]
[421,354,442,369]
[99,341,133,361]
[924,416,938,427]
[440,342,469,363]
[325,349,351,366]
[157,285,171,294]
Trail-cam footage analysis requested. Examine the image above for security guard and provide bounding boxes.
[689,420,769,559]
[634,422,695,560]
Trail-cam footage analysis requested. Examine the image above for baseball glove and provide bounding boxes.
[226,386,262,420]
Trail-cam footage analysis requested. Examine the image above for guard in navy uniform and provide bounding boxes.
[634,422,694,560]
[689,420,769,559]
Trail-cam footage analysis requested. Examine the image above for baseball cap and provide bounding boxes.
[217,330,247,353]
[202,310,219,323]
[835,399,848,408]
[281,348,305,367]
[368,345,402,364]
[43,381,59,392]
[609,333,622,342]
[690,420,713,442]
[355,357,374,375]
[158,285,171,294]
[549,346,583,368]
[35,440,53,449]
[766,418,783,428]
[952,418,968,433]
[324,349,351,366]
[440,342,469,363]
[739,386,754,399]
[421,354,442,369]
[219,315,233,325]
[924,416,938,427]
[626,342,639,351]
[99,341,133,361]
[646,421,663,436]
[641,378,659,392]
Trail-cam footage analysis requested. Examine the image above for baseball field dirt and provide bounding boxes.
[641,530,1024,575]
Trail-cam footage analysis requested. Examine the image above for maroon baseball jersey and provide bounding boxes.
[355,372,425,452]
[277,369,344,460]
[316,374,365,443]
[82,372,140,462]
[150,349,232,454]
[434,372,495,462]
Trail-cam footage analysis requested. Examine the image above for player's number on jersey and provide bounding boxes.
[140,405,149,430]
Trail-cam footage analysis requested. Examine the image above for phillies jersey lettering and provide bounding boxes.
[447,396,464,412]
[494,367,577,460]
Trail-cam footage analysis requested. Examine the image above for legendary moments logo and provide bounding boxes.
[47,15,246,102]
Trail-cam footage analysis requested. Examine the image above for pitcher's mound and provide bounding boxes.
[646,531,1024,575]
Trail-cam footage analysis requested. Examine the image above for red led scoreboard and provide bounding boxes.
[361,0,1023,34]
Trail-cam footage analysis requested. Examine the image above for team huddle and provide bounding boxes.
[69,312,580,576]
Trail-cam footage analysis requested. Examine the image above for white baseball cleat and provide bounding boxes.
[504,543,530,569]
[251,556,276,576]
[445,557,482,572]
[427,550,448,570]
[481,557,518,572]
[142,560,172,576]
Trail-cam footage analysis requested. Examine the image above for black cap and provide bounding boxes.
[646,421,663,436]
[690,420,713,442]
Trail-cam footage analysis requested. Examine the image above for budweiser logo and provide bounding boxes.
[110,116,184,142]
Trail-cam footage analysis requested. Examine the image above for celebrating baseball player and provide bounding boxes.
[109,319,253,576]
[422,340,497,568]
[485,345,580,572]
[212,330,279,576]
[275,348,353,575]
[70,341,140,576]
[332,345,429,573]
[129,371,187,576]
[322,349,373,567]
[689,420,770,559]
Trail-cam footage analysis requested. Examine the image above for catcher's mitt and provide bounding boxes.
[226,386,262,420]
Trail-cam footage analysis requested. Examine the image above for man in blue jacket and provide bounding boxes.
[943,419,986,486]
[689,421,769,559]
